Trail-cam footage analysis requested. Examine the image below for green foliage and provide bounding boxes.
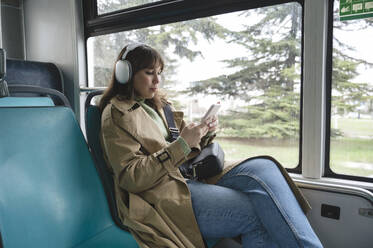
[331,48,372,115]
[219,117,299,139]
[187,3,372,139]
[95,1,373,140]
[185,3,303,138]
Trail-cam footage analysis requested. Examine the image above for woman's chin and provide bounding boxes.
[143,93,155,99]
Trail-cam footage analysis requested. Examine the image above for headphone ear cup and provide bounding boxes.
[115,60,132,84]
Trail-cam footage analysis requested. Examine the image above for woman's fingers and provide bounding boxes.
[196,122,209,136]
[181,121,210,148]
[205,115,218,131]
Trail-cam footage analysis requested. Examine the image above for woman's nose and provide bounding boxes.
[153,74,160,84]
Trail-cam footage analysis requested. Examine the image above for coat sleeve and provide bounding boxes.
[101,107,188,194]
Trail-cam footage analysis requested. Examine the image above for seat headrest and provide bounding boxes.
[5,59,64,93]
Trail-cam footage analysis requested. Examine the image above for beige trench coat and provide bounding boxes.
[100,96,311,248]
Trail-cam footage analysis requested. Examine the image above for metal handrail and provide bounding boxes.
[294,178,373,206]
[80,86,106,92]
[8,84,71,108]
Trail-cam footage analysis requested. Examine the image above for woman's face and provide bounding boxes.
[133,65,162,99]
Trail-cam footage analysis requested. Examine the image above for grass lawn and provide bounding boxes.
[330,117,373,177]
[215,117,373,177]
[330,138,373,177]
[331,117,373,137]
[215,138,299,169]
[216,136,373,178]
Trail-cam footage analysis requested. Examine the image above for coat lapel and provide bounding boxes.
[111,97,168,154]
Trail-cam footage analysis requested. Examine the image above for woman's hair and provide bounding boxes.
[99,44,166,112]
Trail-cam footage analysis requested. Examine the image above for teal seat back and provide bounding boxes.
[0,107,139,248]
[0,96,54,106]
[85,100,125,229]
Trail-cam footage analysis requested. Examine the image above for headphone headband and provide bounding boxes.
[121,42,145,60]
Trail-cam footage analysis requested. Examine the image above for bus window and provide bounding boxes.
[97,0,164,15]
[328,0,373,179]
[87,2,303,169]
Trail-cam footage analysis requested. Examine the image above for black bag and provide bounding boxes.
[163,104,225,180]
[186,142,224,179]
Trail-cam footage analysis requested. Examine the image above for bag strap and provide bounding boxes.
[163,104,193,178]
[163,104,180,142]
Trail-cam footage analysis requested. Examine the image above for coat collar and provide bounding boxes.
[110,96,137,113]
[111,96,169,154]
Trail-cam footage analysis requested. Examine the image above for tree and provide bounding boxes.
[332,17,373,117]
[188,3,373,139]
[188,3,302,139]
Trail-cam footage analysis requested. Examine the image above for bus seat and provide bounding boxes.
[0,96,54,106]
[5,59,64,93]
[84,91,220,248]
[84,91,126,229]
[4,59,66,107]
[0,106,138,248]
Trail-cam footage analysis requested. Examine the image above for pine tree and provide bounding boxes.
[188,3,302,139]
[188,3,373,139]
[332,17,373,117]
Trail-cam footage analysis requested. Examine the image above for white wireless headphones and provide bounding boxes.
[115,43,145,84]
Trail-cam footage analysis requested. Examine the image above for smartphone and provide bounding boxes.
[201,104,221,122]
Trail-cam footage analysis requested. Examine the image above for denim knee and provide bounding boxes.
[220,158,283,184]
[245,158,281,173]
[217,159,323,248]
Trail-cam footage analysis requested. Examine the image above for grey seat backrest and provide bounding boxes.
[5,59,64,93]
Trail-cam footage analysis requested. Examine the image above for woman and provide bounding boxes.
[100,43,323,248]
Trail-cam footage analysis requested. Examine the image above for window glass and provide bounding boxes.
[97,0,163,15]
[330,0,373,178]
[87,2,302,168]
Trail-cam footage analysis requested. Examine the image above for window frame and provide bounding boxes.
[83,0,304,37]
[95,0,173,17]
[83,0,305,173]
[324,0,373,183]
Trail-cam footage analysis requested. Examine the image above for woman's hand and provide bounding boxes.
[180,122,209,148]
[204,115,218,132]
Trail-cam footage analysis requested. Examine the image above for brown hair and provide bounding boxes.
[99,44,166,112]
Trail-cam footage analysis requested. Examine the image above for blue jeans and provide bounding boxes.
[187,158,323,248]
